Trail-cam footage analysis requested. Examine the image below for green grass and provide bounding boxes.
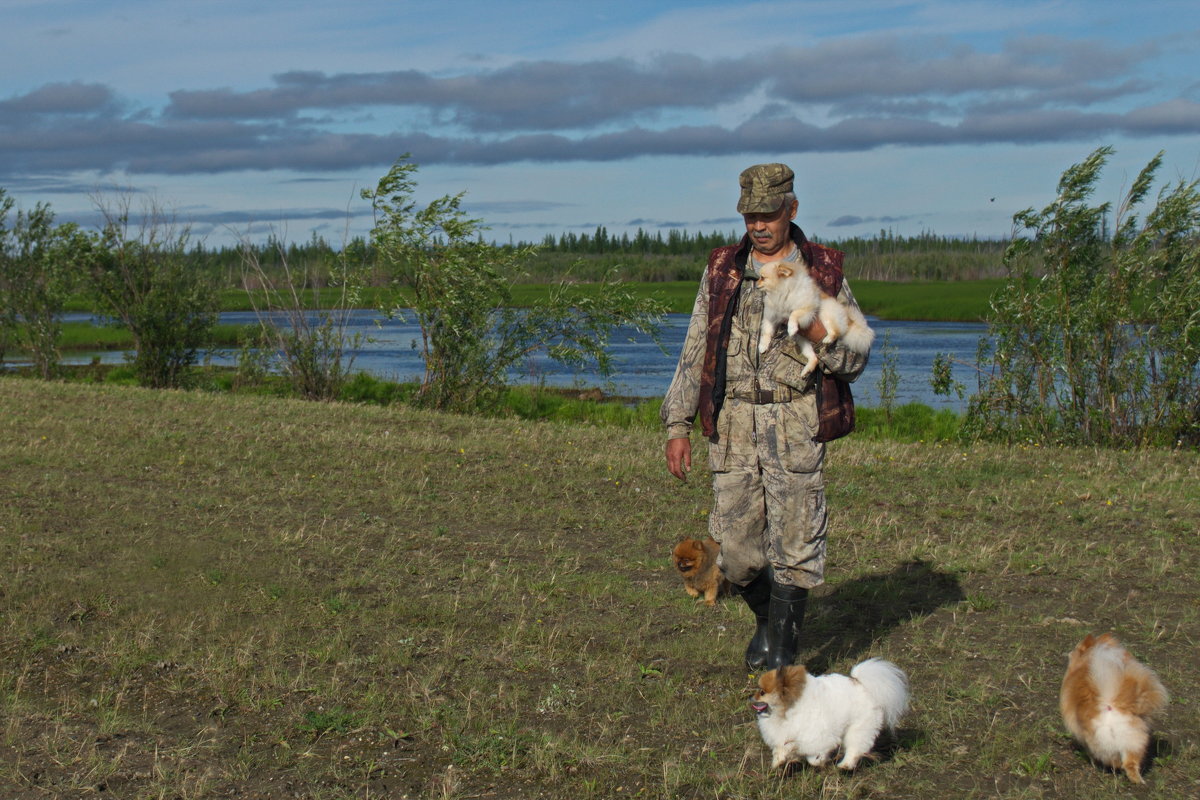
[50,320,251,353]
[854,403,964,442]
[1,377,1197,798]
[523,279,1000,320]
[852,279,1003,322]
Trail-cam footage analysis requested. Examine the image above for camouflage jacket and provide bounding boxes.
[660,224,870,443]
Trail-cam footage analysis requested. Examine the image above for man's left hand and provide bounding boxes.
[797,318,827,343]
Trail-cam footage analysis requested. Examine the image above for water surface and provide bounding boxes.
[54,310,990,411]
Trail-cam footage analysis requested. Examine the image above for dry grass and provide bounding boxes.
[1,378,1197,798]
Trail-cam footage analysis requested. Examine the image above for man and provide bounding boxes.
[661,163,869,672]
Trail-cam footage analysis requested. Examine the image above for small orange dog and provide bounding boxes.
[671,537,729,607]
[1059,632,1169,783]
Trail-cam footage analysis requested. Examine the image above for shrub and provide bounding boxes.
[939,148,1200,447]
[238,237,364,401]
[363,156,666,414]
[0,190,87,378]
[85,194,218,389]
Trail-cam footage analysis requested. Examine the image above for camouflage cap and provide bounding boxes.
[737,163,795,214]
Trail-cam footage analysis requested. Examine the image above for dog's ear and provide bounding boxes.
[776,665,807,704]
[777,264,794,278]
[777,665,796,686]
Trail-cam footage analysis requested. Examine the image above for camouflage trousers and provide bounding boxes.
[707,398,828,589]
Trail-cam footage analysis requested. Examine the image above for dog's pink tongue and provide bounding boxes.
[750,702,768,714]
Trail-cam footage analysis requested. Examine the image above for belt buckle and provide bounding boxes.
[754,388,774,404]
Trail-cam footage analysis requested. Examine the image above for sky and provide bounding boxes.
[2,0,1199,251]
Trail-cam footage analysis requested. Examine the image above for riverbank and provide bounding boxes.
[2,362,965,442]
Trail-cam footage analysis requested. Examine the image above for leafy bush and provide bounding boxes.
[362,156,667,414]
[85,194,218,389]
[939,148,1200,447]
[0,190,88,377]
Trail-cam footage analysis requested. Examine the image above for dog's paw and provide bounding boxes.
[836,753,866,771]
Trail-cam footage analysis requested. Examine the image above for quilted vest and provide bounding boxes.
[697,225,845,439]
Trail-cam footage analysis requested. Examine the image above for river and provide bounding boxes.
[51,310,989,411]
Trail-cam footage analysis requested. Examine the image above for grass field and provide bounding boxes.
[2,379,1197,799]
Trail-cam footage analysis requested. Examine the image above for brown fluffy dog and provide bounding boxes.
[671,537,729,606]
[1060,632,1169,783]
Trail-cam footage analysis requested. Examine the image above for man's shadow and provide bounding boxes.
[803,559,964,674]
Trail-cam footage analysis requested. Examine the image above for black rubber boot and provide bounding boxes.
[765,583,809,671]
[734,569,773,671]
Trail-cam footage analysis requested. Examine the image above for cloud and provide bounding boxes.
[827,214,916,228]
[163,54,752,131]
[0,81,121,118]
[466,200,575,214]
[156,35,1154,131]
[2,33,1196,180]
[181,207,368,225]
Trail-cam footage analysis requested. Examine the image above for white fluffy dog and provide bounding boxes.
[755,260,874,375]
[750,658,909,771]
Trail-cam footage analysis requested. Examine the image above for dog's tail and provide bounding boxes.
[851,657,910,731]
[840,303,875,354]
[1090,643,1169,719]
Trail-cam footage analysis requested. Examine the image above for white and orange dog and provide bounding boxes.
[1060,633,1168,783]
[756,260,874,376]
[750,658,909,771]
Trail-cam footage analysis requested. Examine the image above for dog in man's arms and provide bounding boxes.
[755,259,874,376]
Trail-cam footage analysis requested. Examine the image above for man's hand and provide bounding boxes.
[797,317,827,343]
[665,437,692,481]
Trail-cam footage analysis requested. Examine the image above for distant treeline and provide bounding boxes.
[180,227,1009,286]
[522,227,1009,282]
[532,226,736,255]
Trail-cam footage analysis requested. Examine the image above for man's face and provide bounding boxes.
[743,200,797,257]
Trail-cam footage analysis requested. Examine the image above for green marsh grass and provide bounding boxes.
[93,278,1001,320]
[54,321,250,352]
[1,378,1197,798]
[526,279,1001,321]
